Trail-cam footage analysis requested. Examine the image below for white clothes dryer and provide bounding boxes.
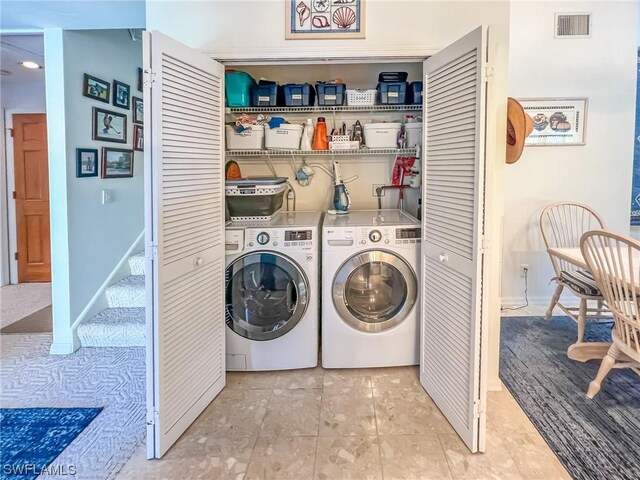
[224,211,320,371]
[322,209,421,368]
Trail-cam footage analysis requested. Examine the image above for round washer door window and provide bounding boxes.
[333,250,417,332]
[225,252,309,341]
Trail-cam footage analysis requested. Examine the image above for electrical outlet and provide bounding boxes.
[520,264,529,278]
[372,184,385,197]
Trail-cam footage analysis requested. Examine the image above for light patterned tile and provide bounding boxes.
[314,436,382,480]
[319,387,376,436]
[487,388,538,436]
[274,366,323,389]
[226,371,279,390]
[501,432,572,480]
[370,366,421,391]
[379,435,452,480]
[260,389,321,437]
[439,433,524,480]
[245,436,317,480]
[322,369,373,394]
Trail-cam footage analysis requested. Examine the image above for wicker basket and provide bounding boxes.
[346,89,377,106]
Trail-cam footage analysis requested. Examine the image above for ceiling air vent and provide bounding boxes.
[555,13,591,38]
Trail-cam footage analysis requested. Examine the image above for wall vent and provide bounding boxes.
[555,13,591,38]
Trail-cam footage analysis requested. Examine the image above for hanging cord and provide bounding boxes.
[286,181,296,211]
[501,267,530,311]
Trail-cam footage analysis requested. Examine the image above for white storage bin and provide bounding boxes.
[225,124,264,150]
[404,122,423,148]
[346,89,377,106]
[265,124,303,150]
[363,122,402,149]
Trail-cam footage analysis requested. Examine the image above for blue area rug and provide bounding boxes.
[500,316,640,480]
[0,407,102,480]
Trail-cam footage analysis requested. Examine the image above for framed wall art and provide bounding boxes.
[132,96,143,124]
[92,107,127,143]
[133,125,144,151]
[76,148,99,177]
[286,0,365,39]
[113,80,131,109]
[102,147,134,178]
[83,74,110,103]
[137,67,143,92]
[520,98,588,146]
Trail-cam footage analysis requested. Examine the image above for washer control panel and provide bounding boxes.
[356,227,421,246]
[244,228,314,250]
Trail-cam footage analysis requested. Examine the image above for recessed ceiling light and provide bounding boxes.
[20,61,41,69]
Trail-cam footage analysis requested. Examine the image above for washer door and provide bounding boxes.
[226,252,309,341]
[333,250,417,332]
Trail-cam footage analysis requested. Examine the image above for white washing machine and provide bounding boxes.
[224,211,320,371]
[322,209,421,368]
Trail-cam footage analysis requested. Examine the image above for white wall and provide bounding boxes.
[503,1,638,307]
[0,82,46,110]
[147,0,511,390]
[48,29,143,353]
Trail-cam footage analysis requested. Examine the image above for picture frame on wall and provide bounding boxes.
[286,0,365,39]
[113,80,131,109]
[83,74,110,103]
[76,148,99,177]
[132,96,143,124]
[102,147,134,178]
[133,125,144,151]
[137,67,143,92]
[520,98,588,146]
[92,107,127,143]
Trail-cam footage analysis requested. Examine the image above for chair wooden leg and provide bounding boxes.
[545,284,564,320]
[587,345,621,399]
[576,299,587,343]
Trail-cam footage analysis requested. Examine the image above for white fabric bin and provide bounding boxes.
[363,123,402,149]
[226,125,264,150]
[404,122,423,148]
[265,124,303,150]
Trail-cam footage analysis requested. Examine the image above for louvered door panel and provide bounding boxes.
[420,26,489,453]
[145,31,226,459]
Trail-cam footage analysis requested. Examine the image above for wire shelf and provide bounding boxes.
[225,148,417,157]
[225,105,423,114]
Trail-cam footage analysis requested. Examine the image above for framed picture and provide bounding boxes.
[83,74,110,103]
[92,107,127,143]
[113,80,130,109]
[520,98,588,146]
[133,125,144,151]
[286,0,365,39]
[76,148,99,177]
[137,67,143,92]
[132,96,143,124]
[102,147,134,178]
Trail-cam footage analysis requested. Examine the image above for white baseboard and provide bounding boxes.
[70,231,144,336]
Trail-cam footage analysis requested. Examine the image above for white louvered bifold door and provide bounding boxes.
[420,26,489,453]
[144,31,226,458]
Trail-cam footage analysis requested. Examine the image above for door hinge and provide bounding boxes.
[473,400,485,419]
[14,252,18,260]
[146,409,159,426]
[482,65,494,81]
[480,236,490,252]
[12,191,16,199]
[143,70,157,88]
[145,242,158,261]
[7,128,14,137]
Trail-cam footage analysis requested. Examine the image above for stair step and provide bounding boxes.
[128,251,145,276]
[106,275,145,308]
[77,308,145,347]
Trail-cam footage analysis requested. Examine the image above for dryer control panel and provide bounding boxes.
[356,227,421,247]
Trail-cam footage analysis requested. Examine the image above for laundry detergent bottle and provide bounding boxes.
[301,118,314,151]
[312,117,328,150]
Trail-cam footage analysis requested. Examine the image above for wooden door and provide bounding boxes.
[13,113,51,283]
[420,26,489,453]
[144,31,227,458]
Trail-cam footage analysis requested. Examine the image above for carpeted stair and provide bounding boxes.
[77,251,146,347]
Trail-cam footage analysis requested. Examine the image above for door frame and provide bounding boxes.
[3,109,47,285]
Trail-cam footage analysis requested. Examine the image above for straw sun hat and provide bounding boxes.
[506,97,534,164]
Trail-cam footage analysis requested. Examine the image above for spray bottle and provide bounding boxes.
[301,118,314,151]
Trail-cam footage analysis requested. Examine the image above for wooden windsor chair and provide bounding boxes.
[580,230,640,398]
[539,202,610,349]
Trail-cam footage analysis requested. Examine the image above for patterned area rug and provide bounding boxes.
[0,407,103,479]
[0,334,145,480]
[500,316,640,480]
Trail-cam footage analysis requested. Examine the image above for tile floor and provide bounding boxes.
[0,282,51,328]
[118,366,570,480]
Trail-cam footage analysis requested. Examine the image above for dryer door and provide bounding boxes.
[333,250,417,332]
[226,252,309,341]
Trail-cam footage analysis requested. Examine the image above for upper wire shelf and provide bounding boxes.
[225,105,423,114]
[225,148,418,157]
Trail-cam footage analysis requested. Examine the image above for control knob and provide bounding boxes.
[369,230,382,243]
[256,232,270,245]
